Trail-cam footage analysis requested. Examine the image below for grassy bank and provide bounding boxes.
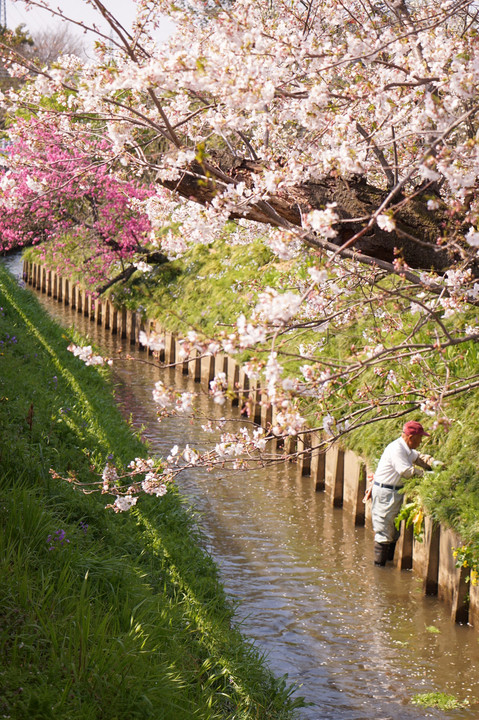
[0,263,303,720]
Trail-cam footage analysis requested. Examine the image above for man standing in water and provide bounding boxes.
[369,421,435,567]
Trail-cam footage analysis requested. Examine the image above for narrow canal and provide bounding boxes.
[5,254,479,720]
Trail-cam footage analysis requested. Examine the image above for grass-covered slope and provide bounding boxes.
[0,263,302,720]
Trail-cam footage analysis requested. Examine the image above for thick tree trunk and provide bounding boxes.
[162,160,454,274]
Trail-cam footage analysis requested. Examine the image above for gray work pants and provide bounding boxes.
[371,485,403,544]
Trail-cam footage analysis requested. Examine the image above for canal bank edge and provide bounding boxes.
[23,260,479,631]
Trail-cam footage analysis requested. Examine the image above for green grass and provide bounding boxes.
[0,263,303,719]
[108,236,284,336]
[411,692,468,710]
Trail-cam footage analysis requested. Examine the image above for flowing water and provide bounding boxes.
[4,254,479,720]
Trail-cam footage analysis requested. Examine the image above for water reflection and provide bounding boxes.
[4,253,479,720]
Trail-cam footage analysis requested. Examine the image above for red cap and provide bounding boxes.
[402,420,430,437]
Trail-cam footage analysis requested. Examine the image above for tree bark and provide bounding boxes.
[161,160,455,274]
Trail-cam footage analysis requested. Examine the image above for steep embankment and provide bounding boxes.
[0,263,303,720]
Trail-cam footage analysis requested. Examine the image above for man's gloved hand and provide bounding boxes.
[416,454,445,471]
[416,453,435,470]
[413,466,424,478]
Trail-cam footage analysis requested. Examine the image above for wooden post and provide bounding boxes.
[118,308,127,338]
[260,391,273,432]
[111,305,118,334]
[245,378,261,425]
[343,450,366,525]
[46,269,52,296]
[82,290,88,317]
[230,359,240,406]
[129,311,138,345]
[99,298,105,325]
[176,339,190,375]
[140,318,152,355]
[451,566,470,625]
[310,432,326,491]
[297,432,312,476]
[193,349,202,382]
[125,310,133,344]
[237,368,249,412]
[103,300,111,329]
[164,332,176,364]
[215,353,227,379]
[283,434,297,457]
[124,310,131,342]
[63,278,70,305]
[325,444,344,507]
[156,323,166,363]
[253,383,263,425]
[438,526,470,624]
[413,516,440,595]
[94,298,101,325]
[469,580,479,628]
[395,521,413,570]
[201,353,215,389]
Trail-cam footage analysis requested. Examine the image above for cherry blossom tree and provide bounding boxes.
[0,114,164,287]
[1,0,479,507]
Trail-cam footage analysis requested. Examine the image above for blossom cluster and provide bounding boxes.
[0,116,156,285]
[100,456,169,512]
[67,343,110,367]
[152,380,194,417]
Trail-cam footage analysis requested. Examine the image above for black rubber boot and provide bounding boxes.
[374,542,389,566]
[387,541,397,562]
